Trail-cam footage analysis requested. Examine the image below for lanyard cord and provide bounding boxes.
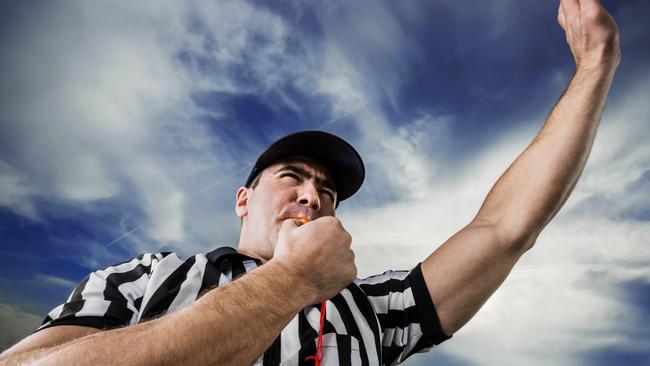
[293,218,326,365]
[304,300,327,366]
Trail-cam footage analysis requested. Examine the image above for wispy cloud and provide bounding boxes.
[33,274,77,289]
[0,160,40,221]
[0,1,271,254]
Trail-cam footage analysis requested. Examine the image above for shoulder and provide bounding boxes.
[354,268,412,292]
[103,252,176,268]
[93,252,178,275]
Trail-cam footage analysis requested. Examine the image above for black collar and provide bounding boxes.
[206,246,262,271]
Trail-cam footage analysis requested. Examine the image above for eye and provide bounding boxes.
[280,172,301,182]
[320,189,335,201]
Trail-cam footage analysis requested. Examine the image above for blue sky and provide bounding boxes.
[1,0,649,364]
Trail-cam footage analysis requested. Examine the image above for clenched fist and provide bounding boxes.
[271,216,357,304]
[558,0,621,72]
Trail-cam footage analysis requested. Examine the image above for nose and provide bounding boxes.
[297,182,321,211]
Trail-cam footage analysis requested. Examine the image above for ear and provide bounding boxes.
[235,187,250,219]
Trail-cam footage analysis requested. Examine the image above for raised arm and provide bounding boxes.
[420,0,621,336]
[0,217,356,366]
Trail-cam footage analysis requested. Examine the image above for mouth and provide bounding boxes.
[295,217,310,226]
[275,215,312,230]
[279,205,317,223]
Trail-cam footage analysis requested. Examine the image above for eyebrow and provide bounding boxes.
[273,165,337,193]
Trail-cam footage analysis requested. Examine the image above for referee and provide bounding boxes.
[0,1,621,365]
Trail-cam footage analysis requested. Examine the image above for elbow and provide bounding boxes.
[513,234,538,253]
[472,217,539,254]
[497,226,540,254]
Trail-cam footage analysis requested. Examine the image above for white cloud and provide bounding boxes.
[34,274,77,289]
[0,160,39,221]
[2,0,449,256]
[0,0,305,254]
[0,0,464,254]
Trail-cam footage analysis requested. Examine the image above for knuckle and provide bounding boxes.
[330,216,342,226]
[583,7,601,20]
[324,215,339,224]
[344,232,353,245]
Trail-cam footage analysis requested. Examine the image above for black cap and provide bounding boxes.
[245,131,365,203]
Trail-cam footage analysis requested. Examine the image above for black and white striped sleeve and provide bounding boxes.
[36,253,169,332]
[355,262,452,365]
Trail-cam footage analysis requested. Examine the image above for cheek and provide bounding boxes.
[250,187,283,221]
[320,200,336,216]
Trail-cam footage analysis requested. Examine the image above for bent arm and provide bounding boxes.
[0,261,310,366]
[424,67,618,337]
[474,66,617,247]
[477,0,621,245]
[421,0,620,336]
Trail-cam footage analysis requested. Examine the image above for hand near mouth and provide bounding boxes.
[272,216,357,304]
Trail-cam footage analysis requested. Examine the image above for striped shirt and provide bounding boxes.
[38,247,451,365]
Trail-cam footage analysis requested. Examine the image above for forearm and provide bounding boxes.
[22,261,309,366]
[475,65,617,246]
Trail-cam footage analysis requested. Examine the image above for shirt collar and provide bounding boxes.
[206,246,262,271]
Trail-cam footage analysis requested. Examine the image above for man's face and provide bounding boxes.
[236,156,338,261]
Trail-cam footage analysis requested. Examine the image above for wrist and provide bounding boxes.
[576,63,618,77]
[576,50,620,77]
[264,259,319,306]
[573,62,618,86]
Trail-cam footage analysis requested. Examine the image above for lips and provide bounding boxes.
[279,205,317,222]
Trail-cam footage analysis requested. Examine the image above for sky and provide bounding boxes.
[1,0,649,364]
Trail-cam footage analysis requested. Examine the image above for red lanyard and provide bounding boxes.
[297,218,327,366]
[304,301,327,366]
